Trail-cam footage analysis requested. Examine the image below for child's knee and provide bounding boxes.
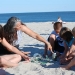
[0,57,6,66]
[50,34,56,40]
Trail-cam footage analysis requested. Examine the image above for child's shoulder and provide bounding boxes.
[51,30,56,34]
[51,30,59,36]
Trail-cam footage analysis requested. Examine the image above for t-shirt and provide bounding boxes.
[48,30,64,53]
[57,18,62,22]
[51,30,64,46]
[65,37,74,48]
[12,30,22,46]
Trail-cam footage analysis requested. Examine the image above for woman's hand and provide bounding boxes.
[46,42,53,53]
[22,54,30,61]
[21,51,31,55]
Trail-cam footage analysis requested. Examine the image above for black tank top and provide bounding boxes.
[0,43,13,55]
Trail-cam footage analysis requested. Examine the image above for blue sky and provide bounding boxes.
[0,0,75,13]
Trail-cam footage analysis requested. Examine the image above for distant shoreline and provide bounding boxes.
[0,11,75,14]
[0,21,75,25]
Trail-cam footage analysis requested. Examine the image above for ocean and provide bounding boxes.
[0,11,75,23]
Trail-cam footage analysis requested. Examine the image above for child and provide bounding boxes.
[44,22,64,57]
[57,17,62,23]
[59,27,75,64]
[61,27,75,69]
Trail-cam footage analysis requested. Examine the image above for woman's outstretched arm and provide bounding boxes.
[20,25,53,52]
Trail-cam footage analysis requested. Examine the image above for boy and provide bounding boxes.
[44,22,64,57]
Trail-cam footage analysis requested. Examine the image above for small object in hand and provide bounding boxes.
[52,53,57,61]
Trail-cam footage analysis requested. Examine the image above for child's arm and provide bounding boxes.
[69,41,75,54]
[64,42,70,56]
[60,42,68,58]
[49,34,56,52]
[60,42,69,64]
[68,42,75,58]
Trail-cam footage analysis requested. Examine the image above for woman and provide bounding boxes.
[3,17,52,55]
[0,24,30,61]
[0,25,21,68]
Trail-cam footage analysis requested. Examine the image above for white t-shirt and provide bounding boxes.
[50,30,64,46]
[51,30,59,38]
[57,18,62,22]
[13,30,22,46]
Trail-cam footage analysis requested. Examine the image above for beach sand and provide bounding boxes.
[2,22,75,75]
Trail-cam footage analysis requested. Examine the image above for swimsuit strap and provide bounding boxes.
[65,37,74,47]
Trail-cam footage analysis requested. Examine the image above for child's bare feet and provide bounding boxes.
[60,57,68,65]
[60,57,72,65]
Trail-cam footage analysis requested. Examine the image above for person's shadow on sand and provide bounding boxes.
[19,44,60,69]
[19,44,60,68]
[19,44,44,57]
[19,44,75,71]
[0,69,14,75]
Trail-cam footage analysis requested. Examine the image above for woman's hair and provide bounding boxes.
[0,25,4,39]
[59,27,73,42]
[3,17,25,44]
[53,22,62,30]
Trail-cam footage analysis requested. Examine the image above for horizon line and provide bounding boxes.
[0,11,75,14]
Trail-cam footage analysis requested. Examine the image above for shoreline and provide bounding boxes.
[1,21,75,24]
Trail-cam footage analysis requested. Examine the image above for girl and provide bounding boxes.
[59,27,75,64]
[0,25,21,68]
[61,27,75,69]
